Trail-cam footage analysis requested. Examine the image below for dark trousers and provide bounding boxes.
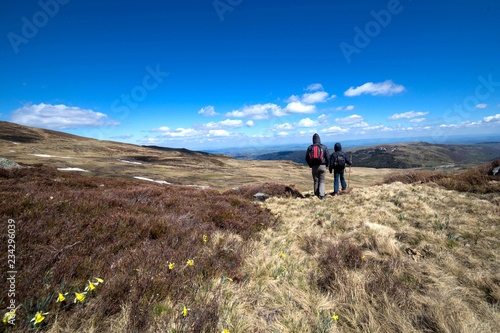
[334,169,347,193]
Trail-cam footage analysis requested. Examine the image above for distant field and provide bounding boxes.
[0,121,392,192]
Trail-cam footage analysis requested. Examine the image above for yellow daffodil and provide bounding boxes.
[203,235,207,242]
[361,255,365,259]
[187,259,193,266]
[93,277,104,284]
[183,306,190,317]
[281,266,286,270]
[280,253,286,258]
[222,330,230,333]
[169,263,175,270]
[74,292,85,303]
[332,313,339,320]
[57,293,66,302]
[31,312,48,324]
[85,281,95,291]
[3,308,17,323]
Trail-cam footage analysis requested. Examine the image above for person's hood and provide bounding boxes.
[334,142,342,152]
[313,133,321,144]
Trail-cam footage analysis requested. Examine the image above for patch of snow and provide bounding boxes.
[133,176,208,189]
[9,150,16,153]
[117,159,142,165]
[185,185,210,190]
[12,142,19,145]
[29,154,75,159]
[57,167,89,172]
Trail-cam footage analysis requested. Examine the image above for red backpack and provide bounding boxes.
[309,144,323,164]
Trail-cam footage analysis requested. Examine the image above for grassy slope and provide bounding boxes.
[1,164,499,332]
[0,121,393,191]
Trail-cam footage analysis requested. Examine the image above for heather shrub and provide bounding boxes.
[0,166,276,331]
[383,159,500,193]
[225,182,303,200]
[316,241,364,292]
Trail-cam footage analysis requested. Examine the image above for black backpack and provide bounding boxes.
[333,152,346,169]
[308,144,323,164]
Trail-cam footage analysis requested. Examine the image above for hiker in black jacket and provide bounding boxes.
[329,142,352,196]
[305,133,329,199]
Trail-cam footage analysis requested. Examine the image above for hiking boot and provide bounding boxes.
[333,193,338,196]
[342,189,347,193]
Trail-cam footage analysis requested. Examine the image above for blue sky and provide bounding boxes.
[1,0,500,150]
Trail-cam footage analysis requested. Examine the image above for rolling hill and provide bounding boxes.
[253,141,500,169]
[0,121,393,191]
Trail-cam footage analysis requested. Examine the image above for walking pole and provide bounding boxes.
[348,154,352,190]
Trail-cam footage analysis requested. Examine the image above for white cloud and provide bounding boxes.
[344,105,355,111]
[282,102,317,115]
[296,118,317,128]
[110,134,133,139]
[476,104,488,109]
[321,126,348,134]
[335,106,344,111]
[198,105,219,116]
[150,126,170,132]
[11,103,119,129]
[226,103,280,120]
[246,120,255,127]
[344,80,406,97]
[138,137,161,144]
[285,95,301,103]
[408,118,427,123]
[305,83,323,91]
[276,131,289,136]
[388,111,429,120]
[252,134,272,138]
[483,114,500,123]
[302,91,332,104]
[216,119,244,129]
[295,114,329,128]
[159,128,202,137]
[350,121,369,128]
[274,123,294,130]
[299,130,316,135]
[208,129,232,137]
[335,114,364,125]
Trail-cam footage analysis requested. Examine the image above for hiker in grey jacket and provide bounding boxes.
[329,142,352,196]
[305,133,329,199]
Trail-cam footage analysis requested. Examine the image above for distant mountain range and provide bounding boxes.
[250,141,500,169]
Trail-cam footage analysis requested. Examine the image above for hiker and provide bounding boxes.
[305,133,329,199]
[329,142,352,196]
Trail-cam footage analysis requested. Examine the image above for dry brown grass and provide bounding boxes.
[215,180,499,332]
[1,163,499,332]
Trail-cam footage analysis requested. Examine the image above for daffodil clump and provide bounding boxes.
[2,277,104,328]
[31,312,48,326]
